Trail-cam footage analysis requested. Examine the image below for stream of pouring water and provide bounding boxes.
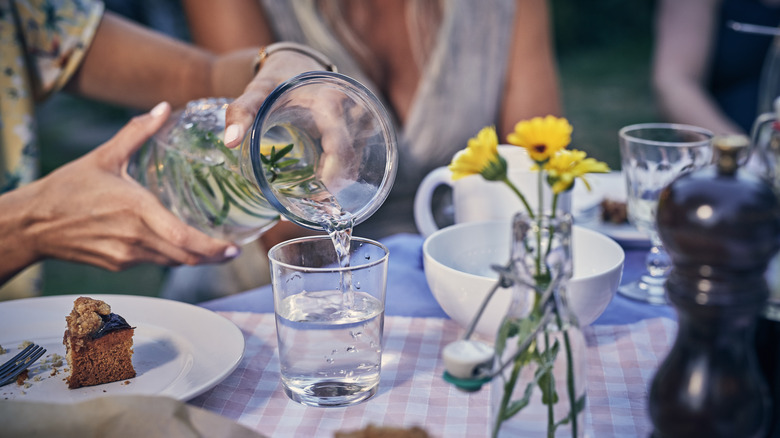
[297,184,358,310]
[321,213,356,310]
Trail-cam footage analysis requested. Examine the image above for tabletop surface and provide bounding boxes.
[193,231,677,437]
[200,233,675,325]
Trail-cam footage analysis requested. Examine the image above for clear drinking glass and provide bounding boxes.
[268,236,389,407]
[619,123,713,305]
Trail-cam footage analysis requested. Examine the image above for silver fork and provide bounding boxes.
[0,344,47,387]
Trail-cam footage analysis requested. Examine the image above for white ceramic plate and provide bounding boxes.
[571,171,649,247]
[0,294,244,403]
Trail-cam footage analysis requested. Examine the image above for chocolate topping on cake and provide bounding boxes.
[94,313,132,339]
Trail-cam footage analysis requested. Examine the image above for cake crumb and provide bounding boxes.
[66,297,111,338]
[15,369,29,386]
[18,340,32,349]
[0,344,6,354]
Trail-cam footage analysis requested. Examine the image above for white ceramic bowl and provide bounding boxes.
[422,220,624,339]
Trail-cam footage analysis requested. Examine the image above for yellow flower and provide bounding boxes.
[507,116,573,163]
[449,126,507,181]
[544,149,610,194]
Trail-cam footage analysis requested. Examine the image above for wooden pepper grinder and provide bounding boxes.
[756,304,780,437]
[649,135,780,438]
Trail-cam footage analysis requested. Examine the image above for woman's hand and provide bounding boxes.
[223,50,330,148]
[0,102,239,285]
[224,50,368,193]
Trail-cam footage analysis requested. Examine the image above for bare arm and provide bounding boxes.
[182,0,274,53]
[64,11,258,110]
[0,103,238,286]
[500,0,562,138]
[652,0,743,135]
[180,1,334,148]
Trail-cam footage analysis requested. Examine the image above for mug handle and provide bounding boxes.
[414,167,452,237]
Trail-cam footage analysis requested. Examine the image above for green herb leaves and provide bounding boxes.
[259,143,298,182]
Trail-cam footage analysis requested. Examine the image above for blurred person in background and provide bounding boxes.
[0,0,331,299]
[652,0,780,135]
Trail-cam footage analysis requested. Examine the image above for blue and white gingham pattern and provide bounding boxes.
[190,314,676,437]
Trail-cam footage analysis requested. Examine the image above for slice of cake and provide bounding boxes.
[63,296,136,389]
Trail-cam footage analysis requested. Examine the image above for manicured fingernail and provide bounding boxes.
[224,124,241,146]
[150,101,169,118]
[224,246,241,259]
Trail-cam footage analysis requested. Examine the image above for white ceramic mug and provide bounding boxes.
[414,145,568,237]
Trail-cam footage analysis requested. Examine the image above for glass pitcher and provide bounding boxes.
[130,72,398,244]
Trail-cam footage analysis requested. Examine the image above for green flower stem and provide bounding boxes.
[492,167,581,437]
[537,170,544,217]
[547,191,578,436]
[544,331,555,438]
[557,309,579,437]
[544,193,560,261]
[502,177,535,219]
[528,169,545,278]
[494,354,524,438]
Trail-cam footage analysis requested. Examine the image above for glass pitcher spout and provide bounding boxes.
[245,71,398,231]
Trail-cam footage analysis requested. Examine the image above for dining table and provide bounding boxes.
[191,231,676,437]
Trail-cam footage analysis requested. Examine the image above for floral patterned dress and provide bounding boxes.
[0,0,104,299]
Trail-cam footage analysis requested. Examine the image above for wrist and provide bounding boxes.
[0,185,42,284]
[252,42,337,74]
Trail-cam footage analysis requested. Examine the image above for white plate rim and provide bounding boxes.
[572,171,649,246]
[0,294,244,403]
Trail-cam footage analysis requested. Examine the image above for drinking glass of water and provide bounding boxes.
[268,235,389,407]
[619,123,713,305]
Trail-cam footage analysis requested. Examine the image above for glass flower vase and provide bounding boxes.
[490,212,587,438]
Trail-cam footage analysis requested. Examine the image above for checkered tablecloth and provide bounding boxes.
[190,313,677,437]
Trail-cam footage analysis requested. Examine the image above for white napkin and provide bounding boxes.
[0,395,266,438]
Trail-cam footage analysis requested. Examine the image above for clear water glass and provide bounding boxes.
[619,123,713,305]
[268,236,389,407]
